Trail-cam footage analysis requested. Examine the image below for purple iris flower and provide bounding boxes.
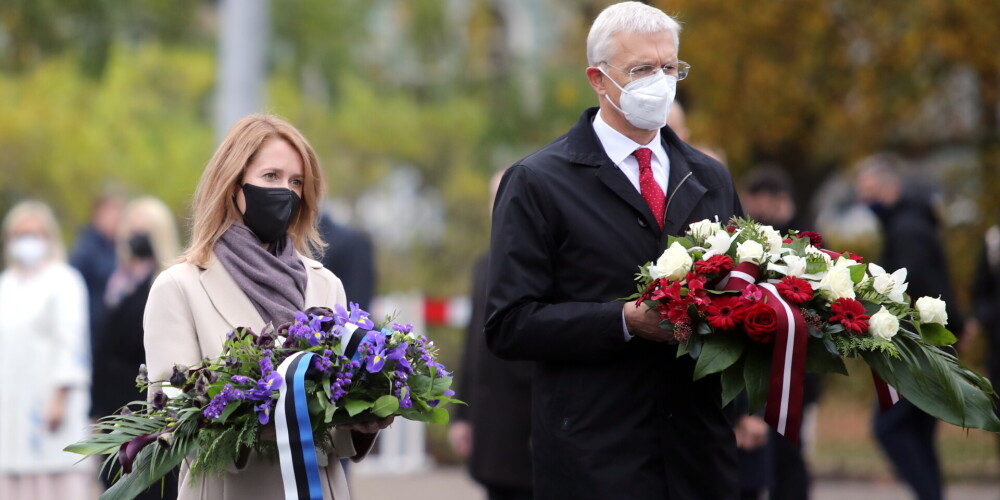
[255,401,273,425]
[247,371,283,401]
[435,363,452,377]
[334,302,374,329]
[391,323,414,334]
[259,351,274,373]
[363,333,387,373]
[229,375,251,385]
[386,343,412,374]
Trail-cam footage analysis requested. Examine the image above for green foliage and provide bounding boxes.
[834,333,900,358]
[693,332,744,380]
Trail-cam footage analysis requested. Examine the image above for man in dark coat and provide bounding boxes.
[970,220,1000,471]
[317,211,376,311]
[485,3,741,498]
[70,192,122,351]
[855,153,965,500]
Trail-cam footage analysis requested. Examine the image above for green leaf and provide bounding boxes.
[343,399,374,417]
[693,333,745,380]
[100,436,197,500]
[743,346,771,415]
[720,357,746,407]
[849,264,867,284]
[676,339,690,358]
[918,323,958,346]
[428,407,450,424]
[686,334,704,360]
[695,322,713,336]
[805,337,849,376]
[216,400,242,425]
[862,334,1000,433]
[371,395,400,418]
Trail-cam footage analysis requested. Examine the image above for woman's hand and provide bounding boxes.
[338,415,395,434]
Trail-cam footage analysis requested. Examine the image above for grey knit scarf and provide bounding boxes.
[214,223,307,325]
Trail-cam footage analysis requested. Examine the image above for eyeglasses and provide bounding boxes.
[601,60,691,82]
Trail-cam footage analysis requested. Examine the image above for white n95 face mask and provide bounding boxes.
[601,68,677,131]
[8,235,50,269]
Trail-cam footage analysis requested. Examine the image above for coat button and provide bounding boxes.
[637,217,648,228]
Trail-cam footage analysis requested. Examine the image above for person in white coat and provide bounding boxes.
[0,200,92,499]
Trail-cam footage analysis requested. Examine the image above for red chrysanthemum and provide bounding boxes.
[776,276,813,303]
[828,298,870,335]
[694,254,734,276]
[743,302,777,343]
[796,231,823,248]
[705,296,746,330]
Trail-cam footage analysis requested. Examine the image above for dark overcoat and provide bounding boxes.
[486,107,741,499]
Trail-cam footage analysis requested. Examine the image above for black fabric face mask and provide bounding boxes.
[128,232,155,259]
[240,183,301,244]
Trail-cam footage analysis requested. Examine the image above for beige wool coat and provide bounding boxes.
[143,252,367,500]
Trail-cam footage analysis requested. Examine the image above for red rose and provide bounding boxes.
[841,251,864,263]
[743,302,777,343]
[776,276,813,303]
[694,254,734,276]
[829,298,869,335]
[706,296,746,330]
[796,231,823,248]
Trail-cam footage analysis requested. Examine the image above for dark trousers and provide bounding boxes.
[487,485,533,500]
[874,399,941,500]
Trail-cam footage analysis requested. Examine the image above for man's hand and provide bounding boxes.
[448,421,473,459]
[623,302,673,342]
[734,415,768,451]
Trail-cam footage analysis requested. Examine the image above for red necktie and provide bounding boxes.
[633,147,665,229]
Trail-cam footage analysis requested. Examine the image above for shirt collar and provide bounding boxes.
[592,109,667,167]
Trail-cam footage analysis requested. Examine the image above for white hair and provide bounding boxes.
[586,2,682,66]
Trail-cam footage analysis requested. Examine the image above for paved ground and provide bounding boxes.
[352,467,1000,500]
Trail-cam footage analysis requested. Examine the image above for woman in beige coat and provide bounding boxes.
[143,114,389,500]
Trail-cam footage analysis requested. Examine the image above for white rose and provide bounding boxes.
[872,273,896,295]
[704,230,735,257]
[818,266,855,300]
[782,255,808,277]
[688,219,722,241]
[869,306,900,340]
[915,296,948,325]
[648,242,693,281]
[759,225,784,254]
[736,240,765,264]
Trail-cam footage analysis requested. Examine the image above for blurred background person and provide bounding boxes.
[738,164,818,499]
[317,208,376,312]
[969,218,1000,475]
[0,200,92,499]
[70,190,124,358]
[89,196,179,498]
[449,168,533,500]
[854,153,964,500]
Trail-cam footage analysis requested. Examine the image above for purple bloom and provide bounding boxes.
[313,350,335,373]
[248,371,283,401]
[391,323,414,334]
[151,390,167,411]
[202,383,246,420]
[229,375,251,385]
[435,363,452,377]
[334,302,375,329]
[255,401,273,425]
[259,351,275,374]
[386,343,412,374]
[363,333,388,373]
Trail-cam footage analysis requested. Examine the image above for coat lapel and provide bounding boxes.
[662,145,707,248]
[199,254,266,330]
[595,162,661,232]
[301,256,331,308]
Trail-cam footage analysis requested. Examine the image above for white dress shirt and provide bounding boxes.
[592,109,670,197]
[591,109,671,341]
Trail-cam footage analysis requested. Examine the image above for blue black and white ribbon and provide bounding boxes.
[339,323,375,362]
[275,351,322,500]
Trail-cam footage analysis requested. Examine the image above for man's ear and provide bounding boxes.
[586,66,606,96]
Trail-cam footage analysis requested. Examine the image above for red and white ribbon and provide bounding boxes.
[872,370,901,411]
[719,262,807,443]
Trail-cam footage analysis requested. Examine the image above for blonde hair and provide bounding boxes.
[1,200,66,269]
[116,196,180,274]
[182,114,325,267]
